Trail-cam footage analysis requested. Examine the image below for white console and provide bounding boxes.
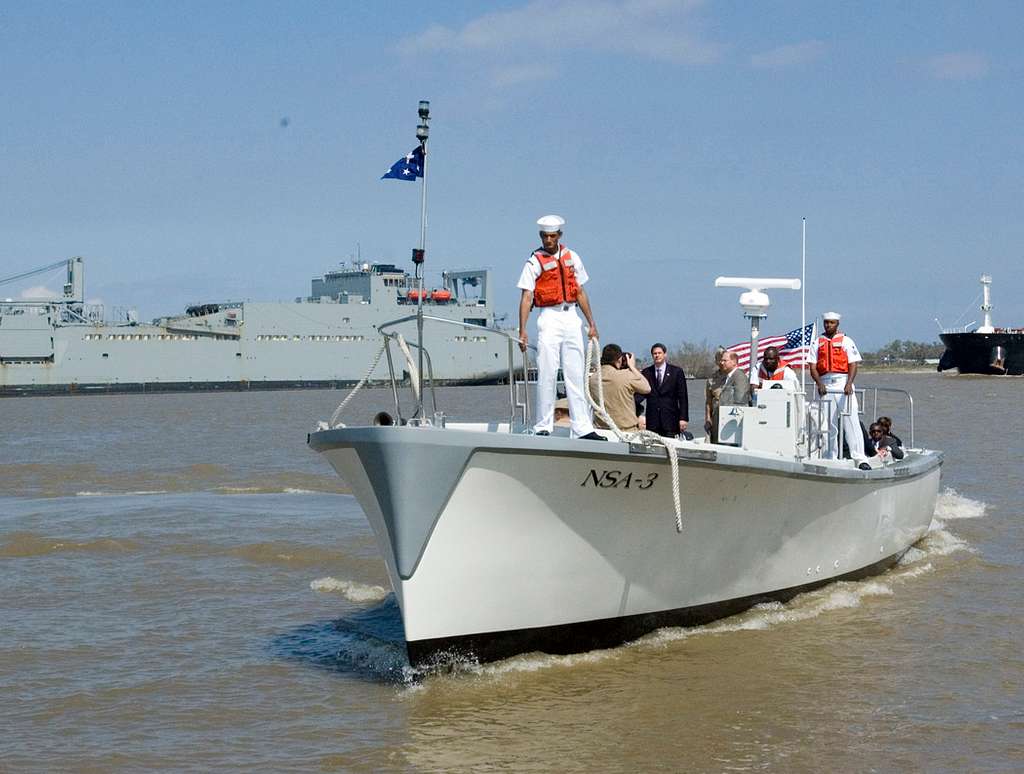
[717,387,801,456]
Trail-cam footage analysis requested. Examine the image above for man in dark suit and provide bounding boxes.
[637,342,689,437]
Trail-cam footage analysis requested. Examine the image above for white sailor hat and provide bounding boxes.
[822,311,841,321]
[537,214,565,233]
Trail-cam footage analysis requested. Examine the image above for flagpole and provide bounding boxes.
[801,218,807,395]
[413,101,430,418]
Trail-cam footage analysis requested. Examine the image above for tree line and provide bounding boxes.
[654,339,946,378]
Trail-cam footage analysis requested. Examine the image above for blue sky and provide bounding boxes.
[2,1,1022,352]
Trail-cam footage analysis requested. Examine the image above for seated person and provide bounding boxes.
[752,346,801,393]
[877,416,903,448]
[846,420,876,460]
[869,422,905,460]
[589,343,650,432]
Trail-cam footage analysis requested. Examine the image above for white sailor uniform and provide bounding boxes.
[816,334,867,462]
[517,250,596,437]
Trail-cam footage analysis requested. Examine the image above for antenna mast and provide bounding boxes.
[412,100,431,417]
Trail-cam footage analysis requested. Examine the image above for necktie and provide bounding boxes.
[657,368,664,386]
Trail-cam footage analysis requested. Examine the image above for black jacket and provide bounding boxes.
[637,363,689,437]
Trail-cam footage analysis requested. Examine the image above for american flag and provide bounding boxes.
[727,323,816,370]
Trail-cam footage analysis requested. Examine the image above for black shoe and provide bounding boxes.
[535,430,550,436]
[858,462,871,471]
[579,432,608,441]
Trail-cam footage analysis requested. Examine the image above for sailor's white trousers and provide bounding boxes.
[821,373,866,461]
[533,306,595,437]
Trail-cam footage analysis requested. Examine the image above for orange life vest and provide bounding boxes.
[531,246,580,308]
[758,364,787,381]
[816,334,849,374]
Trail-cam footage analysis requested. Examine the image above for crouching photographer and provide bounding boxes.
[589,343,651,432]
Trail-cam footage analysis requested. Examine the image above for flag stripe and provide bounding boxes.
[726,323,816,370]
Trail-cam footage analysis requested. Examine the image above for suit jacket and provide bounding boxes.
[637,363,689,437]
[718,367,750,408]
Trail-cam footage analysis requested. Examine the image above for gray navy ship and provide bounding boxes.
[938,274,1024,376]
[1,257,510,396]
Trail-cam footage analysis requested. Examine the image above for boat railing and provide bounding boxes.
[941,322,976,334]
[376,314,532,431]
[803,385,915,459]
[862,385,915,448]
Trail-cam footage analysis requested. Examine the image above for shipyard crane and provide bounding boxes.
[0,257,83,302]
[0,258,72,289]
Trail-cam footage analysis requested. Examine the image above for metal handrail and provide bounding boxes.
[376,313,533,432]
[804,384,915,459]
[379,332,438,423]
[862,385,915,448]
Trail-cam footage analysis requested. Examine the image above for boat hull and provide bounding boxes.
[310,426,942,666]
[405,552,905,665]
[939,331,1024,375]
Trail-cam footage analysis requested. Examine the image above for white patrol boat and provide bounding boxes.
[308,278,942,668]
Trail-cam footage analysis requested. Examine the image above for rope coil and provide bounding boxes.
[584,339,685,533]
[322,333,685,533]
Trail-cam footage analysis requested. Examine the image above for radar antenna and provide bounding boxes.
[714,277,801,381]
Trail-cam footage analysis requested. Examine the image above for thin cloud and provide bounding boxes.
[924,51,989,81]
[750,40,826,70]
[19,285,59,299]
[491,63,558,88]
[398,0,721,66]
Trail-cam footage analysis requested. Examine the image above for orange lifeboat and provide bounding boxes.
[430,289,452,303]
[407,289,426,302]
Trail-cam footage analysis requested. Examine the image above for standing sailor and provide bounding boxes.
[809,311,869,468]
[518,215,605,440]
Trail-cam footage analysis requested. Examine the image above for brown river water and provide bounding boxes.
[1,373,1021,772]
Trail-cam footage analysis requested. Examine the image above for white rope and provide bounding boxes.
[584,338,685,533]
[395,333,420,402]
[326,334,423,429]
[327,339,389,428]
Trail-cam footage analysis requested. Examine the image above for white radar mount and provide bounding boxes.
[715,277,801,380]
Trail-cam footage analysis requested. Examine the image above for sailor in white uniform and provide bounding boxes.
[517,215,604,440]
[809,311,869,467]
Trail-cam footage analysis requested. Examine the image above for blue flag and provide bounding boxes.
[381,146,424,181]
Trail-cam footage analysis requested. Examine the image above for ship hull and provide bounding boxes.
[0,375,500,398]
[1,305,510,397]
[310,425,942,667]
[938,331,1024,375]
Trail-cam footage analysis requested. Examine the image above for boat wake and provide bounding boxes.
[932,486,986,520]
[310,576,389,603]
[299,488,984,685]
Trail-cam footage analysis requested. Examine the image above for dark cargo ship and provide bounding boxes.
[938,275,1024,375]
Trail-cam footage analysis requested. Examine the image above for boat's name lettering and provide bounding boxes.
[581,470,657,489]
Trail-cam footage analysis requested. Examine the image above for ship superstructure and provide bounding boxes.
[0,257,510,395]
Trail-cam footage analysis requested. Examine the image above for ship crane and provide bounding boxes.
[0,257,83,302]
